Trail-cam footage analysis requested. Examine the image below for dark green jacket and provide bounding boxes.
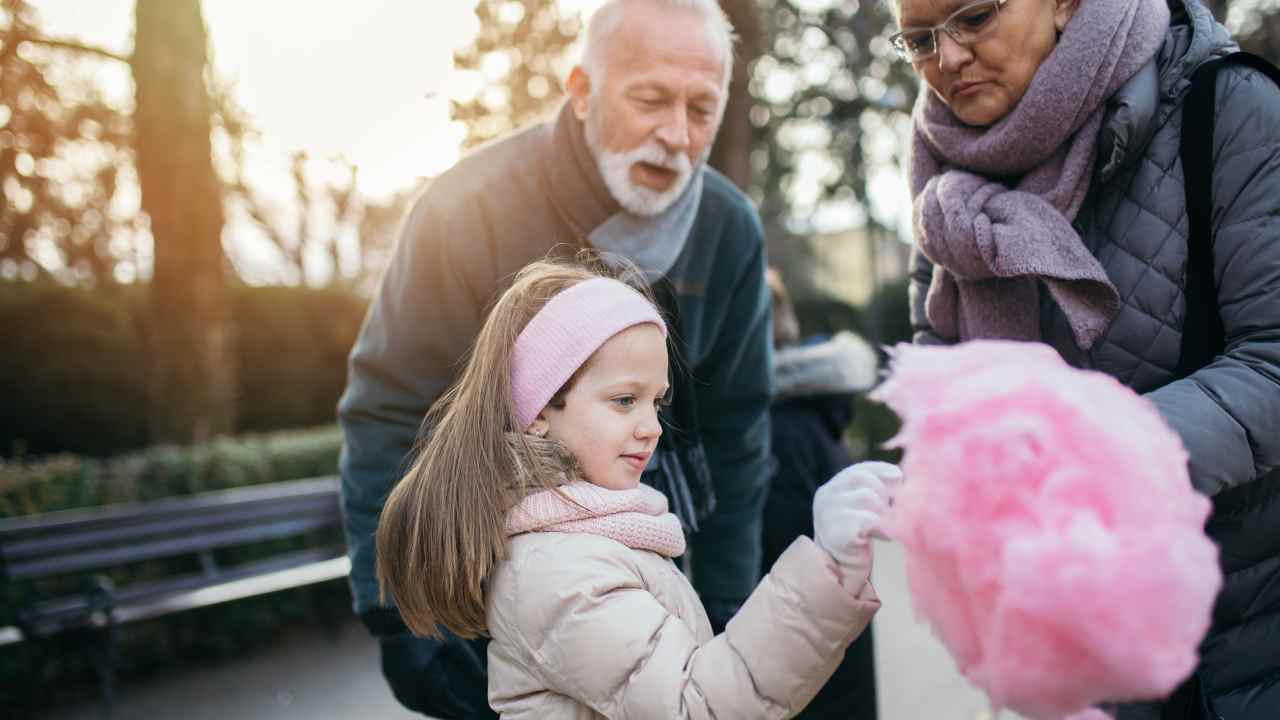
[338,103,773,619]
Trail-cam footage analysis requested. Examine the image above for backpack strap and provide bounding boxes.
[1177,52,1280,378]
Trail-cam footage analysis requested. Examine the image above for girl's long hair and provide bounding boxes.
[376,254,654,638]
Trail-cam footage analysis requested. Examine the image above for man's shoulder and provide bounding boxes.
[684,167,765,272]
[418,120,550,215]
[698,166,761,230]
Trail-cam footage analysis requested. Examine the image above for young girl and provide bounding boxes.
[377,259,895,719]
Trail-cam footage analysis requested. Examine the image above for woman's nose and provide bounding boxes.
[936,32,973,73]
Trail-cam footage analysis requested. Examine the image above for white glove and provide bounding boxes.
[813,461,903,591]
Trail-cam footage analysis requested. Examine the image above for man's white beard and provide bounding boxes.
[585,103,698,217]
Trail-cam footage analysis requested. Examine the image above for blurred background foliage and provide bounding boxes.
[4,0,1276,460]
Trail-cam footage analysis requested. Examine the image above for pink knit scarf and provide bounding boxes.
[910,0,1169,350]
[506,482,687,558]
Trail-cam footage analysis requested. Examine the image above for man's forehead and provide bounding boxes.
[605,4,726,85]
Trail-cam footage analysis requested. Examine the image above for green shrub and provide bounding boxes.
[0,280,367,458]
[0,282,149,458]
[0,425,349,716]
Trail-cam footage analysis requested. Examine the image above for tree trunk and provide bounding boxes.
[709,0,761,191]
[133,0,235,443]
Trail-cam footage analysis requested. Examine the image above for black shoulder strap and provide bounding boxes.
[1177,51,1280,378]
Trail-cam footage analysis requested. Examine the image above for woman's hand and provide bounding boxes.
[812,461,903,591]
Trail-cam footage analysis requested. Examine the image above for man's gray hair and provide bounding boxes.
[581,0,736,95]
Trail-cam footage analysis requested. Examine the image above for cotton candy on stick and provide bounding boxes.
[871,340,1221,720]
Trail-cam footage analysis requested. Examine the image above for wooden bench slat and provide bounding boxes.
[21,546,345,628]
[0,477,339,538]
[4,555,351,644]
[6,512,340,579]
[2,494,338,562]
[114,556,351,625]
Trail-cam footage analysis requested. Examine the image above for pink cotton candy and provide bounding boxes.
[872,340,1221,720]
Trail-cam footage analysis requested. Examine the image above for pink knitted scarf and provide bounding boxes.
[505,482,687,558]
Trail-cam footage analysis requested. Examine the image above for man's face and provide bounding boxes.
[576,3,727,215]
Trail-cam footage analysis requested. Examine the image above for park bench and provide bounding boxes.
[0,475,350,717]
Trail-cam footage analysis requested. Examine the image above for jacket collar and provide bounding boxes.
[539,101,621,239]
[1097,59,1160,184]
[1095,0,1236,183]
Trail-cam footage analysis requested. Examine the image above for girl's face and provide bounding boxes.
[539,323,668,491]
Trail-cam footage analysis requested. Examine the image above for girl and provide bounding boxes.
[377,259,894,719]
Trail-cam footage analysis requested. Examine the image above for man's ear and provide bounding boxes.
[526,415,550,439]
[566,66,592,121]
[1053,0,1081,33]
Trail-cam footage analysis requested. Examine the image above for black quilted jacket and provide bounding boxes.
[909,1,1280,715]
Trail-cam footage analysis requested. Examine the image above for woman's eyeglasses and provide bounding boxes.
[889,0,1009,63]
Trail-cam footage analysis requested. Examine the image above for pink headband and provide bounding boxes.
[511,277,667,430]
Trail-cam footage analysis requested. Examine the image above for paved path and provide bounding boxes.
[46,542,1031,720]
[45,624,420,720]
[873,541,1028,720]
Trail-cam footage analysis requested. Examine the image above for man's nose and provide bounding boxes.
[655,104,690,154]
[936,31,973,74]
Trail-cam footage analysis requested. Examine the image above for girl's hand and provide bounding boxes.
[812,462,903,589]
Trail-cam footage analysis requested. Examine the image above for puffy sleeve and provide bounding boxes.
[492,536,878,719]
[1146,64,1280,496]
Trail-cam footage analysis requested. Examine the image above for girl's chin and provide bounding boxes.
[584,476,641,491]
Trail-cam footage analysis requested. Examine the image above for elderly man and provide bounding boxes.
[338,0,774,716]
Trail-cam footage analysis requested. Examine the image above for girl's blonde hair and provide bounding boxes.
[376,254,658,638]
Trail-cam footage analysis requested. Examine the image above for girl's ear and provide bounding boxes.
[526,416,550,439]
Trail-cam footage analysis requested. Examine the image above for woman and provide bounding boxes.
[894,0,1280,718]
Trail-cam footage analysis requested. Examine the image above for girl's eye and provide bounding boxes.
[613,396,636,409]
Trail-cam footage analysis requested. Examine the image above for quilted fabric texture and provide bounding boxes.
[908,1,1280,715]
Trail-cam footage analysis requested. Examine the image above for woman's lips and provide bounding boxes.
[951,80,988,98]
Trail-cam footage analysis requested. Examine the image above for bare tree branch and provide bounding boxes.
[13,33,130,64]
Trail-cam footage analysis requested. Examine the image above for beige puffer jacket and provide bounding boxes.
[486,531,879,719]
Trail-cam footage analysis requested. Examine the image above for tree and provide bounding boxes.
[709,0,762,190]
[133,0,235,443]
[750,0,914,230]
[451,0,580,151]
[0,0,139,285]
[1225,0,1280,64]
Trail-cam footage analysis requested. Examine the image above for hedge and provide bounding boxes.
[0,280,367,459]
[0,425,350,717]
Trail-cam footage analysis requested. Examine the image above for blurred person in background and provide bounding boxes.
[896,0,1280,716]
[762,268,882,719]
[338,0,774,716]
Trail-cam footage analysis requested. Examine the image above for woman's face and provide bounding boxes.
[896,0,1076,126]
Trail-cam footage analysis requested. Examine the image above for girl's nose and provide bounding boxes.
[635,408,663,440]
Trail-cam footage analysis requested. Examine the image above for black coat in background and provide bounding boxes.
[762,332,880,720]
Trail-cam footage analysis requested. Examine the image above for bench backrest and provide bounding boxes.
[0,477,341,582]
